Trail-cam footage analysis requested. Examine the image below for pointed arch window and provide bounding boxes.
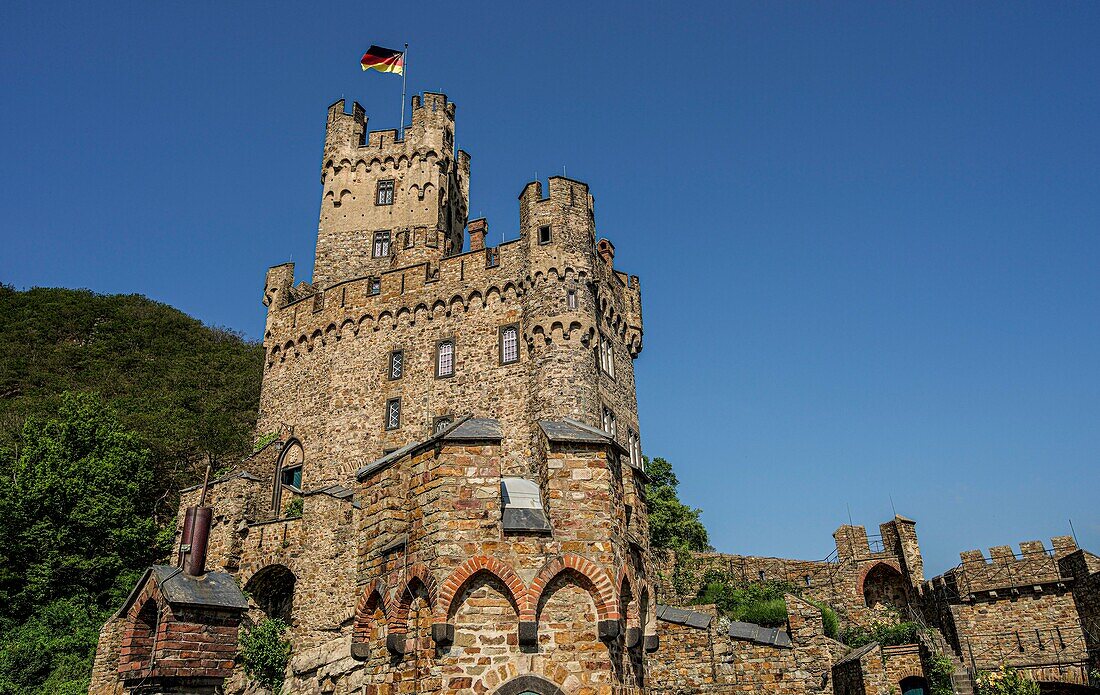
[273,440,305,513]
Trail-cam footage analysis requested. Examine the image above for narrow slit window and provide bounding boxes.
[538,225,552,245]
[602,407,616,436]
[500,325,519,364]
[389,350,403,380]
[385,398,401,430]
[567,290,577,310]
[376,179,395,205]
[372,231,391,258]
[436,340,454,377]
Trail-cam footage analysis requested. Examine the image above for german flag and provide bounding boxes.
[361,45,405,75]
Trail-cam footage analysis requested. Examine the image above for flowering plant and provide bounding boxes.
[974,666,1040,695]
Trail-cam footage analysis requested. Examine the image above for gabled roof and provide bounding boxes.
[116,565,249,618]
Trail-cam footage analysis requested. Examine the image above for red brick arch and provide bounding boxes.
[388,564,441,634]
[438,555,528,620]
[351,578,388,646]
[856,559,904,595]
[528,554,618,622]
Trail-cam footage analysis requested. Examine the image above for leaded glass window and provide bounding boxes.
[500,326,519,364]
[389,350,403,380]
[376,179,394,205]
[385,398,401,430]
[437,340,454,377]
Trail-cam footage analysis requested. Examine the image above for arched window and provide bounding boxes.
[436,339,454,377]
[500,325,519,364]
[862,562,909,610]
[494,676,567,695]
[272,440,304,514]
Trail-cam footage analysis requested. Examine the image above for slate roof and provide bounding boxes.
[305,483,361,508]
[727,620,792,648]
[117,565,249,618]
[655,604,713,629]
[834,642,880,665]
[356,416,504,480]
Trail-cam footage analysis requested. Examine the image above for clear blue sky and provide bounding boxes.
[1,1,1097,574]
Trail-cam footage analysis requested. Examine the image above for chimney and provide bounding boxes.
[468,218,487,252]
[597,238,615,266]
[180,505,213,576]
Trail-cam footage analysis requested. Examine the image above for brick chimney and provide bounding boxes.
[468,218,488,251]
[597,238,615,266]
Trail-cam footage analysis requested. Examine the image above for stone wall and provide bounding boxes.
[656,518,925,629]
[1060,551,1100,672]
[648,596,838,694]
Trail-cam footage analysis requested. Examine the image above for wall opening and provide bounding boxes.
[862,562,908,610]
[245,564,297,624]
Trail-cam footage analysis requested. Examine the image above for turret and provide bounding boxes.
[313,93,468,289]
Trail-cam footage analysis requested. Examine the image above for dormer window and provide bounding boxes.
[376,179,395,205]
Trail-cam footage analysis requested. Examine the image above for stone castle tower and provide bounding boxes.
[91,92,655,695]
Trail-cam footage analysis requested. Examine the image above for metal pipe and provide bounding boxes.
[184,506,213,576]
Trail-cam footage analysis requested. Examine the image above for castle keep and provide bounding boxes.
[90,92,1099,695]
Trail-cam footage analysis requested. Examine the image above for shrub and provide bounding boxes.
[284,497,303,519]
[974,666,1040,695]
[808,600,839,640]
[841,620,922,647]
[239,618,292,692]
[693,579,803,628]
[928,654,956,695]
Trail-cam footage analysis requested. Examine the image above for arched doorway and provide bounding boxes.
[862,562,908,610]
[494,675,567,695]
[245,564,296,624]
[900,676,928,695]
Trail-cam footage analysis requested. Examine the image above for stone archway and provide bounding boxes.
[861,561,908,610]
[245,564,297,623]
[494,675,567,695]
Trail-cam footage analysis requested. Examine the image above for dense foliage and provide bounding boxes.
[974,666,1040,695]
[691,570,839,638]
[0,394,169,693]
[240,618,292,692]
[927,654,957,695]
[0,286,264,487]
[644,456,711,552]
[841,620,923,648]
[0,287,263,693]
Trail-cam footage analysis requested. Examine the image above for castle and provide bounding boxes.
[89,93,1100,695]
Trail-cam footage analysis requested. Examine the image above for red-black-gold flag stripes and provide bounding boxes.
[361,45,405,75]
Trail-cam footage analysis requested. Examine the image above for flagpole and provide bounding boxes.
[400,43,408,140]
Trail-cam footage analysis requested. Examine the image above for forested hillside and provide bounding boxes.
[0,285,264,694]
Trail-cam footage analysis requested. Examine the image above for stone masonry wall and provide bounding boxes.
[648,597,836,695]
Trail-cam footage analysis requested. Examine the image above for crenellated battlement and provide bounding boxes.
[945,537,1076,596]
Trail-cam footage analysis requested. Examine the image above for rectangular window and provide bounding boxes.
[499,325,519,364]
[602,406,616,437]
[486,247,499,268]
[376,179,395,205]
[538,225,552,245]
[567,290,577,310]
[598,335,615,378]
[385,398,401,430]
[436,339,454,377]
[433,415,453,434]
[369,277,381,295]
[389,350,403,380]
[281,465,302,489]
[804,575,812,588]
[372,231,391,258]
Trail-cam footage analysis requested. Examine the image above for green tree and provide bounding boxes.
[239,618,292,692]
[0,393,167,693]
[644,456,711,552]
